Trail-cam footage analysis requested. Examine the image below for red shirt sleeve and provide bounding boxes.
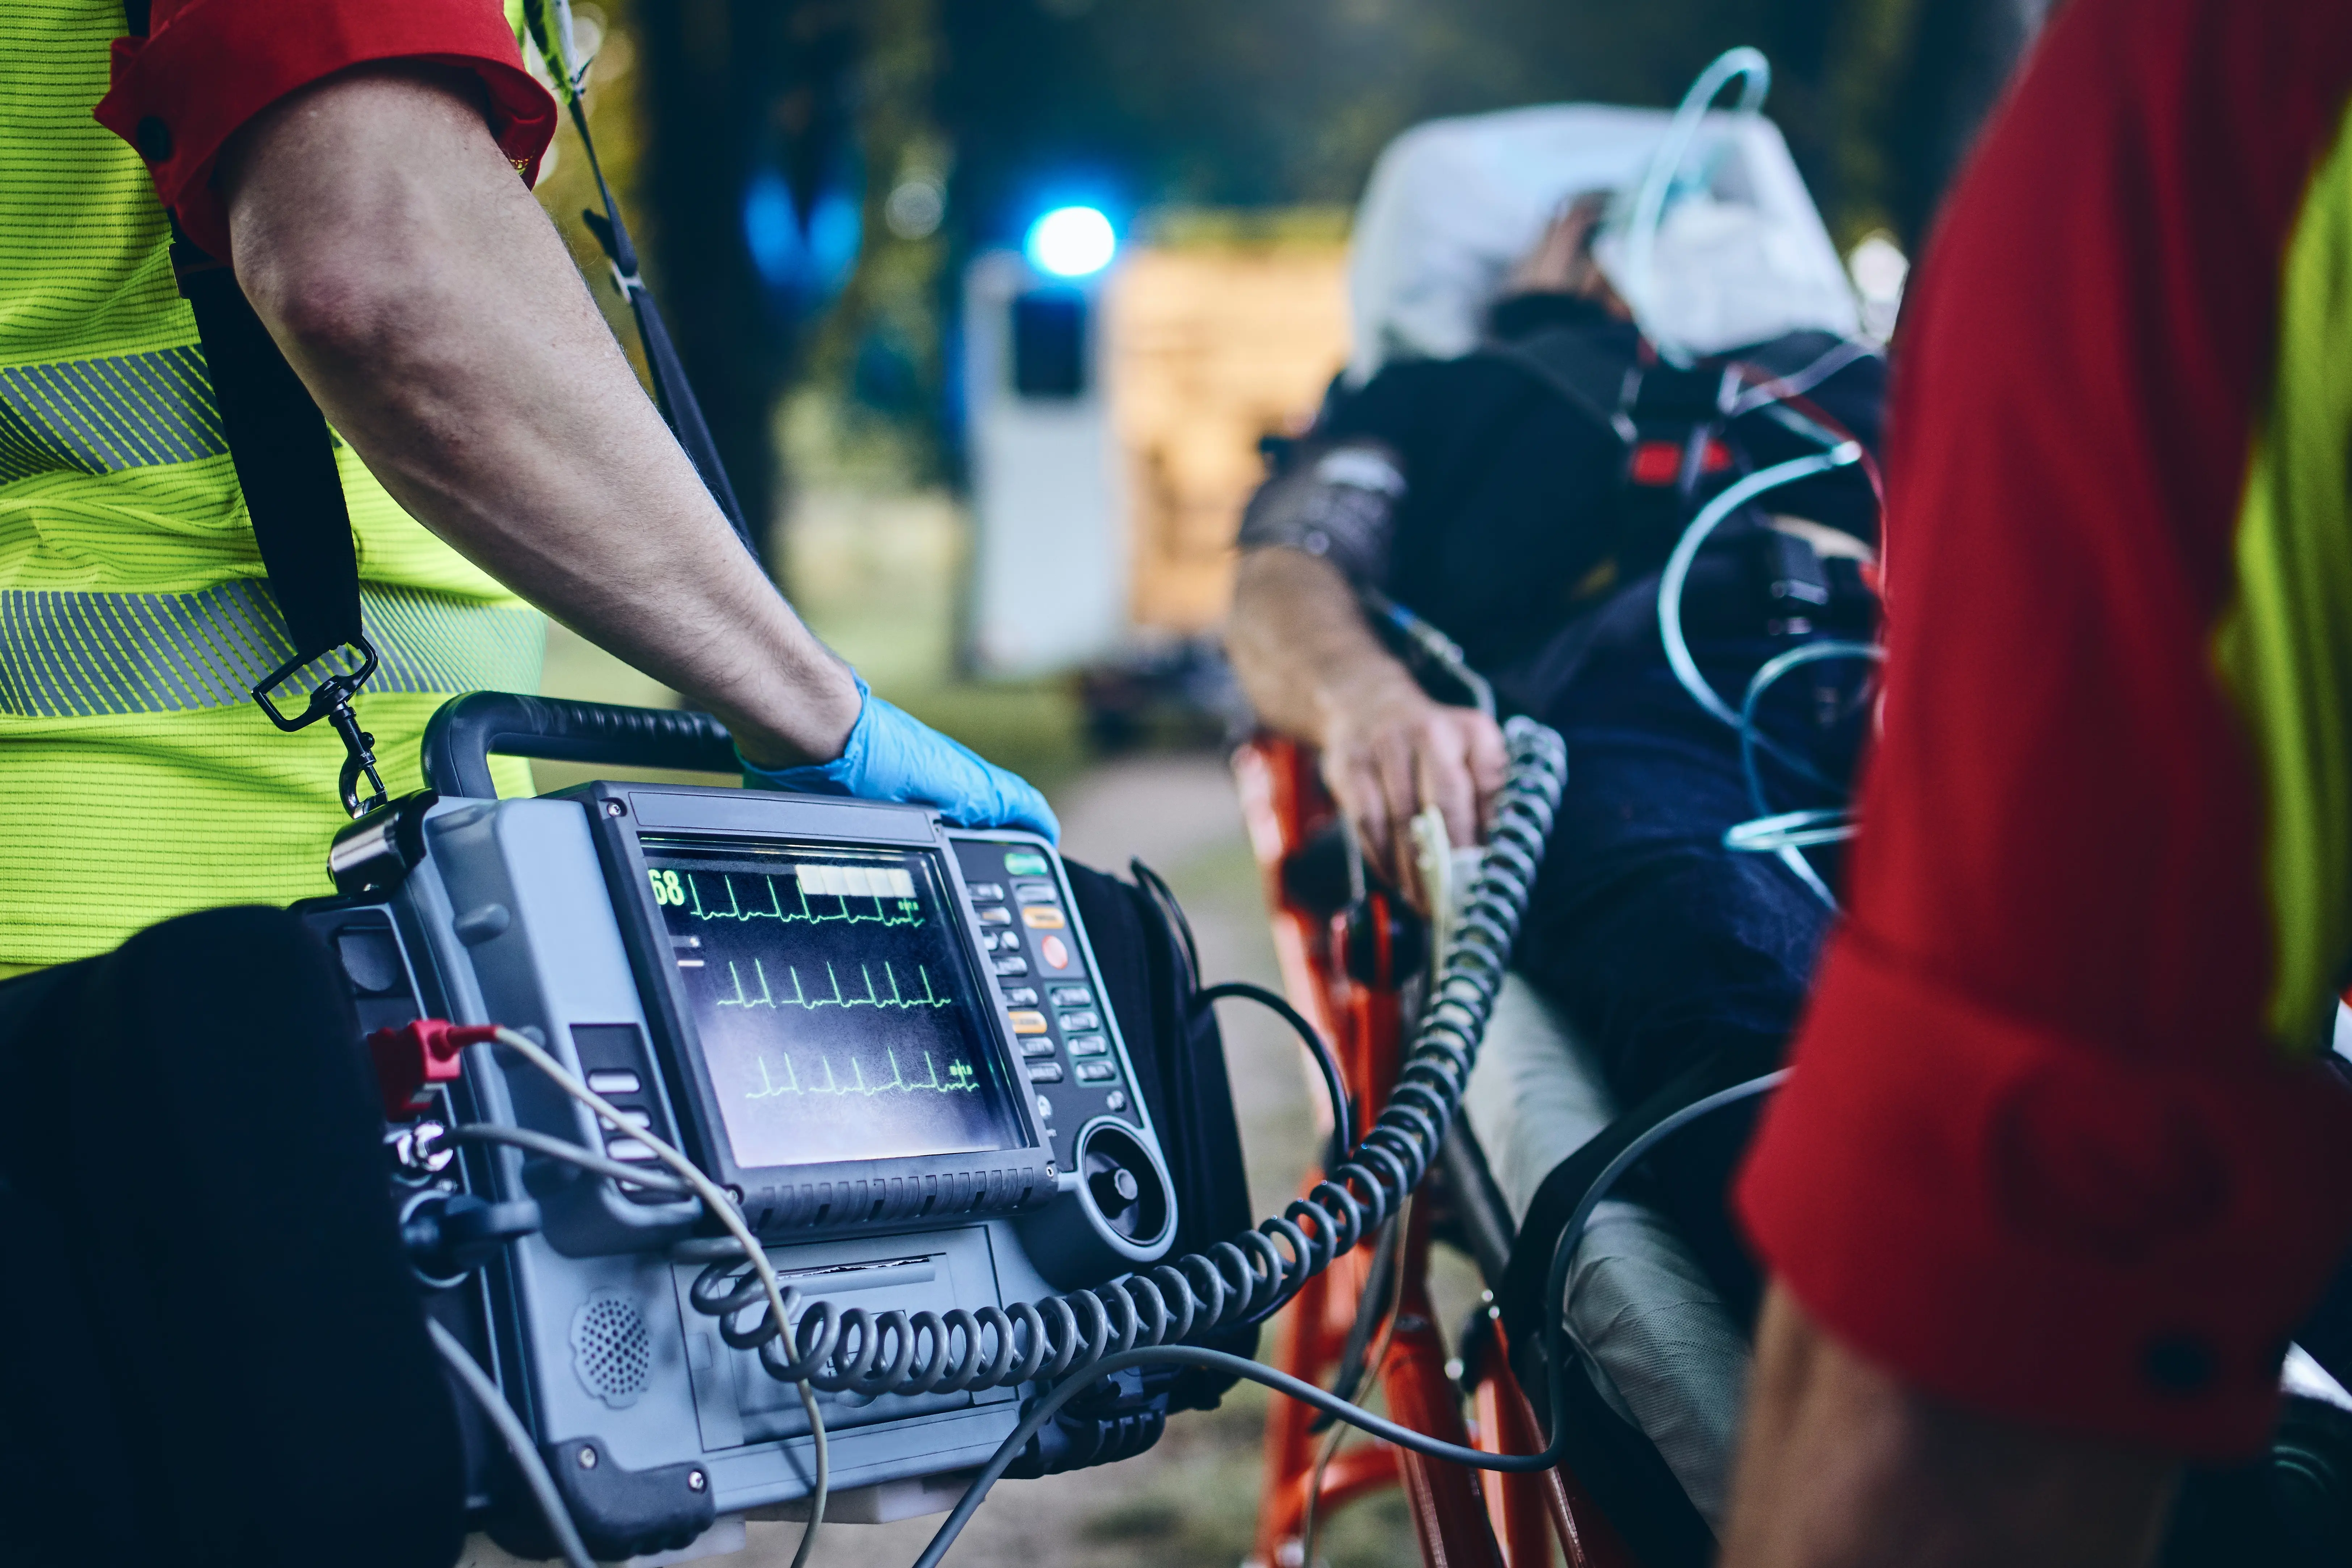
[93,0,557,260]
[1735,0,2352,1457]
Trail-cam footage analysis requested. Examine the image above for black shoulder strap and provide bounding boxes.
[176,258,371,701]
[125,1,385,813]
[574,177,754,555]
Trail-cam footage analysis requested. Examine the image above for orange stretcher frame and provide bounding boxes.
[1232,735,1638,1568]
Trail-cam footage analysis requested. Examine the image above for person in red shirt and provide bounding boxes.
[1723,0,2352,1561]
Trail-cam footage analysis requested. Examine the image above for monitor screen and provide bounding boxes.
[639,838,1024,1169]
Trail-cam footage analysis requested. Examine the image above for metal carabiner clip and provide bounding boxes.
[251,636,388,819]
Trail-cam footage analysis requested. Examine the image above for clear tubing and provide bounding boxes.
[1622,46,1772,368]
[1725,638,1881,907]
[1723,810,1859,853]
[1656,448,1862,730]
[1733,639,1882,814]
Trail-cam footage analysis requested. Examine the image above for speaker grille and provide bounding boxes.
[570,1293,651,1409]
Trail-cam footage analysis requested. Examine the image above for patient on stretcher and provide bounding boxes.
[1225,190,1884,1523]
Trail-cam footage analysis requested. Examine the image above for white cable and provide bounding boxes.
[447,1122,693,1196]
[1774,842,1839,909]
[1724,810,1858,852]
[427,1318,597,1568]
[1728,639,1881,910]
[1622,46,1772,368]
[489,1026,830,1568]
[1725,339,1877,416]
[1657,448,1862,728]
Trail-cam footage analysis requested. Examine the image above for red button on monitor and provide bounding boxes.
[1040,934,1071,970]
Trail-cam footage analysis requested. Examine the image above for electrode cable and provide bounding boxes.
[444,1122,692,1197]
[906,1071,1786,1568]
[486,1025,831,1568]
[1301,1194,1415,1568]
[427,1318,598,1568]
[1199,980,1355,1157]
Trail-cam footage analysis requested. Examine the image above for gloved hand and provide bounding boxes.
[739,674,1060,841]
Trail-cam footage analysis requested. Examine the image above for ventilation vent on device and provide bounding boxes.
[571,1293,652,1409]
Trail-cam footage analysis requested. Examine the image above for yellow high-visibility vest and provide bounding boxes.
[1,0,544,968]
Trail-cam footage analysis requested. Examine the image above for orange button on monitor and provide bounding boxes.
[1008,1010,1049,1035]
[1021,905,1066,930]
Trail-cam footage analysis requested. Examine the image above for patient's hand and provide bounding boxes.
[1505,190,1630,318]
[1320,674,1507,909]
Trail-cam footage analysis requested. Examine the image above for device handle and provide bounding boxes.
[421,692,738,799]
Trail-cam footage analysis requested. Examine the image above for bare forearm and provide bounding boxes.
[1228,547,1504,882]
[220,66,856,767]
[1722,1284,2177,1568]
[1227,547,1422,744]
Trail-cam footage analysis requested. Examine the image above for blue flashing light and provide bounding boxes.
[1025,206,1117,278]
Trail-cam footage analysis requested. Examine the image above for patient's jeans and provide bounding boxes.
[1513,634,1869,1324]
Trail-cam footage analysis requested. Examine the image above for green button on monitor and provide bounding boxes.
[1003,852,1050,877]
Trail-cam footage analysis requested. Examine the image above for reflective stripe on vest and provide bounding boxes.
[0,580,545,718]
[0,344,225,485]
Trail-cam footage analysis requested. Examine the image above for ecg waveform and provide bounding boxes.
[742,1048,980,1100]
[713,957,952,1013]
[660,865,927,928]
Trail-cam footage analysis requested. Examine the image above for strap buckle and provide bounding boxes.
[251,637,388,819]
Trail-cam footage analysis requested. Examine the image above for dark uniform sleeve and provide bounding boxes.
[95,0,557,260]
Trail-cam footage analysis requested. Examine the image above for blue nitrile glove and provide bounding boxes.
[739,674,1060,841]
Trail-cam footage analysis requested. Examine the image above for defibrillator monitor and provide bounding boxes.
[640,837,1023,1169]
[304,710,1188,1559]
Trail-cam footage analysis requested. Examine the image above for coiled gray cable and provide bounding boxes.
[683,716,1567,1400]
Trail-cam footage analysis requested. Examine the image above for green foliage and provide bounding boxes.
[947,0,1932,249]
[789,0,957,489]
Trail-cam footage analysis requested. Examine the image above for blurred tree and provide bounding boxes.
[614,0,2058,531]
[936,0,2051,257]
[1882,0,2059,247]
[528,2,651,382]
[638,0,866,563]
[784,0,957,492]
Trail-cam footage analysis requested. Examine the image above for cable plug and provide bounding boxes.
[370,1018,499,1120]
[403,1192,542,1283]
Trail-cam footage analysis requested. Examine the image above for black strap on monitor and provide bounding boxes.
[177,250,388,815]
[123,1,388,816]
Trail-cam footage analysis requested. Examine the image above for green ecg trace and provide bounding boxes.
[714,957,952,1013]
[683,871,923,928]
[743,1049,980,1099]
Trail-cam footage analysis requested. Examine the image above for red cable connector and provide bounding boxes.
[369,1018,499,1119]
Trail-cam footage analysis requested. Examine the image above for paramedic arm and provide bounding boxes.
[215,64,856,770]
[1719,1284,2175,1568]
[1228,546,1505,897]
